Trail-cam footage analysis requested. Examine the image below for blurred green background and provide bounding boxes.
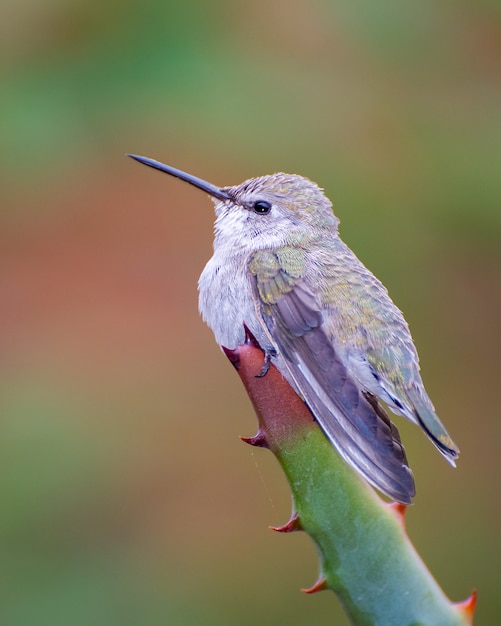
[1,0,500,624]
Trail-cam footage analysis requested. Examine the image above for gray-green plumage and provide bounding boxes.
[129,155,460,504]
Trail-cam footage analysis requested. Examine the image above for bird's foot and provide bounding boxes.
[255,348,277,378]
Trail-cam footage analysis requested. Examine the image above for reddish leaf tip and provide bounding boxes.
[270,512,302,533]
[302,576,328,594]
[240,431,269,448]
[454,589,477,624]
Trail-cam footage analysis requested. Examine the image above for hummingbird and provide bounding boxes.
[128,154,459,504]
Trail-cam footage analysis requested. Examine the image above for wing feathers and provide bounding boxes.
[256,276,415,504]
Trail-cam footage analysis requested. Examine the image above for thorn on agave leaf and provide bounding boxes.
[240,430,269,448]
[222,345,240,370]
[243,324,261,348]
[454,590,477,624]
[302,576,328,594]
[270,512,302,533]
[386,501,408,527]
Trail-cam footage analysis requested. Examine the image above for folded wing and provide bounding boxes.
[250,255,415,504]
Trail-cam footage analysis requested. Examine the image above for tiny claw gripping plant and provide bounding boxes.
[223,330,475,626]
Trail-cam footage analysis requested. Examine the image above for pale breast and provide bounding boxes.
[198,253,270,350]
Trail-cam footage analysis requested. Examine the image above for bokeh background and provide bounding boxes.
[1,1,500,624]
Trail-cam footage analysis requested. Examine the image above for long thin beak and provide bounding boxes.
[127,154,231,201]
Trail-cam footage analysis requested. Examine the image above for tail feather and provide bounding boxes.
[405,387,460,465]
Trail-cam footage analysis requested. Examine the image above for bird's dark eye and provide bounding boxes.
[252,200,271,214]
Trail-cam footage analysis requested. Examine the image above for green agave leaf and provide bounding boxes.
[223,331,475,626]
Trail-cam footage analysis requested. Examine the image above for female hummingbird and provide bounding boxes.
[129,154,459,504]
